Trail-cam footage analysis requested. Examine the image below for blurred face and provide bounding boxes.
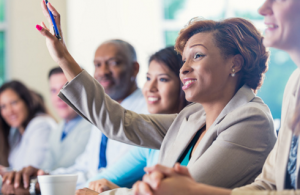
[49,73,77,121]
[181,32,234,103]
[259,0,300,50]
[94,43,135,101]
[0,89,28,128]
[143,60,180,114]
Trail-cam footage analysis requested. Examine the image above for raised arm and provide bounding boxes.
[58,70,176,149]
[36,1,176,149]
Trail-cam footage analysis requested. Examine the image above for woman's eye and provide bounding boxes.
[11,100,18,105]
[159,78,169,82]
[194,53,204,59]
[146,76,150,81]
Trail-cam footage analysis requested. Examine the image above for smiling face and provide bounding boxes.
[142,60,180,114]
[180,32,236,103]
[259,0,300,50]
[93,43,137,101]
[49,73,77,121]
[0,89,28,129]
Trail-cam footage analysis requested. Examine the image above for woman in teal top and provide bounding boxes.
[87,46,189,193]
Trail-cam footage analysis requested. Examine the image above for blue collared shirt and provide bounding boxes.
[61,115,82,141]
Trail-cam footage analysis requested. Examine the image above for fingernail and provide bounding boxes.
[6,180,10,184]
[14,183,19,188]
[36,24,42,31]
[24,182,28,188]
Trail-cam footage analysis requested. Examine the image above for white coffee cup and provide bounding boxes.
[38,174,78,195]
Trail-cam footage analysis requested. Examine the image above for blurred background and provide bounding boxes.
[0,0,296,130]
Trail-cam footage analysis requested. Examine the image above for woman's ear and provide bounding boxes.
[231,54,244,74]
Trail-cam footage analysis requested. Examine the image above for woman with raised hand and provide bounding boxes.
[0,81,56,172]
[133,0,300,195]
[36,1,276,195]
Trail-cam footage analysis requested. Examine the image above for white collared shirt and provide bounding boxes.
[51,88,148,188]
[8,115,57,171]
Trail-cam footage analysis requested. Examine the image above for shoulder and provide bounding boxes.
[217,97,275,139]
[26,115,57,132]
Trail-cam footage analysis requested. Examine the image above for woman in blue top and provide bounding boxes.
[86,46,189,193]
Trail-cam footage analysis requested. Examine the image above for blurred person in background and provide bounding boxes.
[86,46,188,193]
[40,66,93,170]
[0,80,56,172]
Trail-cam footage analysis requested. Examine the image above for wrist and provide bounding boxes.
[59,52,82,81]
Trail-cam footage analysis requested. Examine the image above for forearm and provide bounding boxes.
[58,52,82,82]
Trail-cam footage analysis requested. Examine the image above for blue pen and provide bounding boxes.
[44,0,61,40]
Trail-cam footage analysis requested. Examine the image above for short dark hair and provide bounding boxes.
[149,46,189,111]
[175,17,269,93]
[48,66,63,79]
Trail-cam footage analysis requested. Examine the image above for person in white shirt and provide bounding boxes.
[0,81,57,172]
[2,39,148,192]
[40,67,92,171]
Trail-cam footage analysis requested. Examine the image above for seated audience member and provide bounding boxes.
[132,0,300,195]
[37,2,277,195]
[1,39,148,193]
[0,80,56,172]
[87,46,188,193]
[41,67,93,170]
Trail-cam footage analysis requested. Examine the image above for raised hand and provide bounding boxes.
[36,0,82,81]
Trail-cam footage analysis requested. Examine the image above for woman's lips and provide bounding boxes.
[265,23,278,32]
[182,79,197,90]
[147,96,159,104]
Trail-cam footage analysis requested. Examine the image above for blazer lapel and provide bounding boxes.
[164,110,206,167]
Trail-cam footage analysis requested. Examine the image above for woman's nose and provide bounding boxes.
[258,0,273,16]
[180,61,193,76]
[148,79,158,93]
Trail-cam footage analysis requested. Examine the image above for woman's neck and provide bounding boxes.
[201,85,239,130]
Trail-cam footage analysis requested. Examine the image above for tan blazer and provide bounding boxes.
[232,69,300,195]
[59,70,276,189]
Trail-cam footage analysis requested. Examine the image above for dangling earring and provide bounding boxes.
[231,69,235,77]
[131,76,135,82]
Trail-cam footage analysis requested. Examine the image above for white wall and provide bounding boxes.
[6,0,67,120]
[66,0,165,88]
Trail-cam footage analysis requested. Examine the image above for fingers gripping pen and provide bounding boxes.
[44,0,61,40]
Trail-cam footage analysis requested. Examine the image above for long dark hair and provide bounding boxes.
[149,46,189,111]
[0,80,48,166]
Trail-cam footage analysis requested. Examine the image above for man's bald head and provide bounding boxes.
[93,40,139,102]
[102,39,137,62]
